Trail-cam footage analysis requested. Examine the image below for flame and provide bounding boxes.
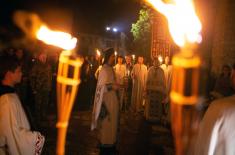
[146,0,202,47]
[36,25,77,50]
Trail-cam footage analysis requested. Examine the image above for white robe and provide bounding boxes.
[0,93,44,155]
[114,64,126,85]
[131,63,147,113]
[193,95,235,155]
[114,64,126,109]
[91,64,119,145]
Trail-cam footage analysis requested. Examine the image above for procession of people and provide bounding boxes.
[0,45,235,155]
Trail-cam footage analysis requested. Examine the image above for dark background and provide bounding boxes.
[0,0,141,36]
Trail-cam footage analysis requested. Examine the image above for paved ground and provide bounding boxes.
[40,106,174,155]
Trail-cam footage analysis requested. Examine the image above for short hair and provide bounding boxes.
[0,54,21,81]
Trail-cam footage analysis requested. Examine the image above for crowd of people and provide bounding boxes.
[0,46,234,155]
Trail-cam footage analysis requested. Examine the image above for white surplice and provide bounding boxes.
[0,93,44,155]
[114,64,126,109]
[131,63,147,113]
[91,64,119,145]
[193,95,235,155]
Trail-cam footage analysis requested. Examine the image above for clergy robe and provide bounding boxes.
[0,86,44,155]
[91,64,119,145]
[193,95,235,155]
[131,63,147,113]
[160,64,173,120]
[145,66,166,121]
[114,64,126,109]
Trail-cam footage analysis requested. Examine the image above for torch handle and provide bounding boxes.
[56,126,68,155]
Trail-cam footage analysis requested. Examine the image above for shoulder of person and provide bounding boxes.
[0,94,18,110]
[209,95,235,113]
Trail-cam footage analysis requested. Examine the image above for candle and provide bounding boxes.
[132,54,135,64]
[115,51,117,64]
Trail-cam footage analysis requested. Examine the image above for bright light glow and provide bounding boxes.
[113,28,118,32]
[114,51,117,56]
[36,25,77,50]
[106,27,111,31]
[158,55,163,63]
[96,49,101,56]
[146,0,202,47]
[132,54,135,59]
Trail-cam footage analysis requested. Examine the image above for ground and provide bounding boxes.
[40,106,174,155]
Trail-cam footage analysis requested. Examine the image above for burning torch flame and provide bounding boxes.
[37,25,77,51]
[146,0,202,47]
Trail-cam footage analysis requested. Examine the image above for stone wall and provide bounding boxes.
[211,0,235,75]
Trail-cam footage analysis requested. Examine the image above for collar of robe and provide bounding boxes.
[0,84,15,96]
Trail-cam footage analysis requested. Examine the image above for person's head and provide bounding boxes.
[153,58,160,67]
[165,56,170,65]
[138,56,144,64]
[117,56,123,64]
[38,52,47,64]
[221,65,231,77]
[15,49,24,60]
[0,55,22,86]
[103,48,115,66]
[125,55,131,64]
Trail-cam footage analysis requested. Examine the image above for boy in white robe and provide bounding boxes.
[0,54,44,155]
[114,56,126,111]
[131,56,147,113]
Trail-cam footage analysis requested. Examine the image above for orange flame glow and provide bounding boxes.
[36,25,77,50]
[146,0,202,47]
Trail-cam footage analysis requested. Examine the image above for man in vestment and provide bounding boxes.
[131,56,147,113]
[193,66,235,155]
[91,48,120,154]
[114,56,126,111]
[0,54,44,155]
[145,59,166,121]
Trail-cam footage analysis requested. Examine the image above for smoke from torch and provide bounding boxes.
[13,10,44,39]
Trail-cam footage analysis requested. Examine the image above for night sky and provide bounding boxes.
[0,0,141,36]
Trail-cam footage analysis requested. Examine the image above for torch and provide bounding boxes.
[146,0,202,154]
[37,26,83,155]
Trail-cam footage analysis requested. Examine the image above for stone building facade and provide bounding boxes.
[210,0,235,75]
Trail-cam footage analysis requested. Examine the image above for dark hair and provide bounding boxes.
[103,48,114,65]
[0,54,21,81]
[220,64,231,77]
[117,55,123,59]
